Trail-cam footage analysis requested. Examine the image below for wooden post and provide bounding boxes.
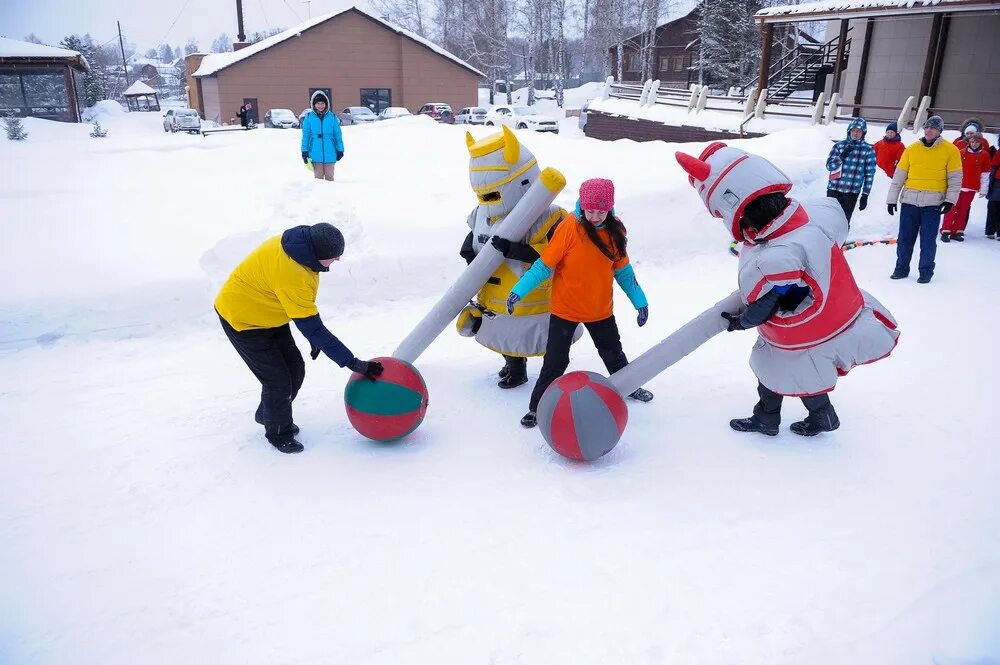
[852,18,875,118]
[919,14,943,100]
[830,19,849,95]
[64,65,80,122]
[755,22,774,103]
[927,14,950,103]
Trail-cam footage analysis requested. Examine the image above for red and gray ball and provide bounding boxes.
[536,371,628,461]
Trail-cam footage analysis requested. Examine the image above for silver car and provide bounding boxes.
[339,106,379,125]
[163,108,201,133]
[455,107,487,124]
[264,108,298,128]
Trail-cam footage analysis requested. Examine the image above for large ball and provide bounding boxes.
[536,371,628,461]
[344,356,429,442]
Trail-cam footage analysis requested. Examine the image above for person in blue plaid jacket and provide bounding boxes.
[825,117,877,225]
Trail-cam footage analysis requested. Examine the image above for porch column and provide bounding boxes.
[756,22,774,100]
[830,19,849,95]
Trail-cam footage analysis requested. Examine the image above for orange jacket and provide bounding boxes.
[959,146,992,191]
[873,138,906,178]
[540,214,630,323]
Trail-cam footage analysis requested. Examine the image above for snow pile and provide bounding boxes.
[1,92,999,665]
[81,100,126,123]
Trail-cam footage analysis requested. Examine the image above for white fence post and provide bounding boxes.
[824,92,840,125]
[602,76,614,100]
[810,92,826,125]
[688,85,702,111]
[896,95,915,130]
[646,80,661,107]
[754,88,768,119]
[638,79,652,105]
[696,86,709,112]
[742,89,758,118]
[913,95,933,131]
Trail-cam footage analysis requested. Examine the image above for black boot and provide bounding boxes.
[267,436,304,454]
[498,356,528,389]
[952,231,965,242]
[729,416,779,436]
[628,387,653,402]
[520,411,537,428]
[256,409,298,434]
[790,412,840,437]
[941,231,951,242]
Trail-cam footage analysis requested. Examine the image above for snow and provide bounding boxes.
[0,36,80,59]
[80,100,127,123]
[2,89,1000,664]
[193,5,483,78]
[124,80,157,96]
[757,0,981,19]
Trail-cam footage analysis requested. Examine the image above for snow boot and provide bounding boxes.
[628,387,654,402]
[520,411,537,428]
[987,233,996,240]
[890,271,908,280]
[267,436,304,454]
[255,411,298,435]
[917,275,932,284]
[940,232,951,242]
[952,231,965,242]
[729,416,779,436]
[789,412,840,437]
[498,356,528,389]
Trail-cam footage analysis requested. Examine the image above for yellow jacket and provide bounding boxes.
[215,235,319,331]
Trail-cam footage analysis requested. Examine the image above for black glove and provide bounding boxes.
[887,203,897,216]
[506,293,521,315]
[939,201,953,214]
[310,343,321,360]
[336,149,344,161]
[301,151,309,164]
[859,194,868,211]
[636,306,648,327]
[490,235,511,257]
[347,357,384,382]
[839,147,851,160]
[721,312,745,332]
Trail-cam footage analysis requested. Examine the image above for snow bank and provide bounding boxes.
[81,100,126,123]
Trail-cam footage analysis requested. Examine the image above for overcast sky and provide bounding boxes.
[1,0,371,53]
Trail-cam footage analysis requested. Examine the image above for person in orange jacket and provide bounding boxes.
[873,122,906,179]
[506,178,652,428]
[941,132,992,242]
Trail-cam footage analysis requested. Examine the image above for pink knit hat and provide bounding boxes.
[578,178,615,212]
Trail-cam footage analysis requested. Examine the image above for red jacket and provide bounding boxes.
[873,138,906,178]
[959,146,992,191]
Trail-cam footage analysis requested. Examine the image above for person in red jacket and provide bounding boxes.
[941,132,992,242]
[873,122,906,178]
[953,117,992,152]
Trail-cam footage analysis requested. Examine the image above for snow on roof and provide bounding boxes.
[124,81,157,95]
[0,36,81,59]
[656,0,700,25]
[757,0,991,20]
[193,5,484,78]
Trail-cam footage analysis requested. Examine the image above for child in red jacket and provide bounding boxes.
[941,132,992,242]
[873,122,906,178]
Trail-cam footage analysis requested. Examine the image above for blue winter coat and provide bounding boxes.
[301,111,344,165]
[826,118,877,196]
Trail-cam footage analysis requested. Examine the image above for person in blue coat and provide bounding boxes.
[300,90,344,181]
[825,117,877,225]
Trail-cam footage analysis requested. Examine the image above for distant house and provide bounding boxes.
[188,6,483,124]
[129,56,184,99]
[611,2,701,87]
[0,37,90,122]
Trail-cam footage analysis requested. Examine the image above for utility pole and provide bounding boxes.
[118,21,131,86]
[302,0,312,18]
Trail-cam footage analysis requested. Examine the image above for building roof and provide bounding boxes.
[757,0,1000,23]
[619,1,701,46]
[0,37,90,70]
[194,5,484,78]
[124,80,157,96]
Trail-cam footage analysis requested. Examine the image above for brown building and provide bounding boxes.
[0,37,90,122]
[611,3,701,86]
[189,7,483,124]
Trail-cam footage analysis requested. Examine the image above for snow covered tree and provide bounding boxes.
[698,0,764,91]
[183,39,199,55]
[4,111,28,141]
[157,44,175,61]
[89,121,108,138]
[211,34,233,53]
[23,33,44,44]
[248,28,284,44]
[369,0,430,36]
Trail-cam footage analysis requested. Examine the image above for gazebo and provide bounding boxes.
[123,80,160,112]
[0,37,90,122]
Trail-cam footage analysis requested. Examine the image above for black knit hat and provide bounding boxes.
[309,223,345,260]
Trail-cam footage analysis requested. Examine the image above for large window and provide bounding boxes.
[0,68,71,121]
[658,56,670,72]
[673,56,686,72]
[360,88,391,114]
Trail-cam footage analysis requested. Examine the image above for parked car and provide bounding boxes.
[339,106,379,125]
[455,107,488,125]
[417,103,454,123]
[378,107,412,120]
[264,108,298,128]
[484,105,559,133]
[579,99,592,131]
[298,108,311,125]
[162,108,201,133]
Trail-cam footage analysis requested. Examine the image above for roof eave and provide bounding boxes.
[757,0,1000,24]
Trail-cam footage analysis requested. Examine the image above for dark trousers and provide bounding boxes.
[827,189,860,223]
[529,314,628,411]
[894,204,941,279]
[753,382,835,428]
[986,201,1000,236]
[219,314,305,443]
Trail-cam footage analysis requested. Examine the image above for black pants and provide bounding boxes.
[827,189,860,223]
[219,314,305,443]
[986,201,1000,236]
[752,382,835,428]
[529,314,628,411]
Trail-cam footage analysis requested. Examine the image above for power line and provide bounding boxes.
[161,0,195,43]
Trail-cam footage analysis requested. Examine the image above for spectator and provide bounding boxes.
[940,132,992,242]
[985,147,1000,239]
[236,104,248,128]
[954,117,991,152]
[825,117,877,224]
[300,90,344,182]
[887,116,962,284]
[873,121,906,179]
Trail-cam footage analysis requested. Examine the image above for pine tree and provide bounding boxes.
[4,111,28,141]
[90,121,108,138]
[698,0,764,91]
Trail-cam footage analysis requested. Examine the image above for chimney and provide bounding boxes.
[233,42,251,51]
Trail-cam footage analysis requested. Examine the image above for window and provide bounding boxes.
[360,88,391,114]
[673,56,685,72]
[625,53,639,72]
[659,56,670,72]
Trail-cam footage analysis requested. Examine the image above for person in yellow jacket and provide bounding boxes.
[215,223,383,454]
[887,115,962,284]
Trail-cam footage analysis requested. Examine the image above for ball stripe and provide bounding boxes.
[346,379,424,416]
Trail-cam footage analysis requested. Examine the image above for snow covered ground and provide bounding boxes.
[1,100,999,665]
